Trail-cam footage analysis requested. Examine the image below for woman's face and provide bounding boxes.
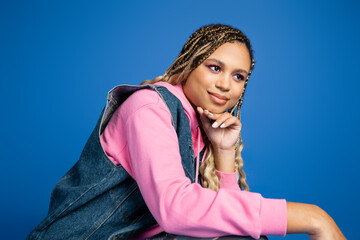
[183,42,251,114]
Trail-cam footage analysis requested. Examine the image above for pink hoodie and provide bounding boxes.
[100,82,287,239]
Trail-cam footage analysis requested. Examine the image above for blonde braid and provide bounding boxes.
[199,144,219,191]
[236,139,249,191]
[141,24,254,191]
[200,100,249,192]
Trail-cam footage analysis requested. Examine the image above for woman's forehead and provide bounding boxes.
[206,42,251,71]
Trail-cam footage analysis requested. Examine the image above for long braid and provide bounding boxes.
[141,24,255,191]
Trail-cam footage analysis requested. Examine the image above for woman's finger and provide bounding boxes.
[197,107,212,130]
[209,112,239,129]
[219,116,242,130]
[198,107,241,131]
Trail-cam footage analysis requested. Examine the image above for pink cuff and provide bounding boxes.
[215,169,240,190]
[259,198,287,236]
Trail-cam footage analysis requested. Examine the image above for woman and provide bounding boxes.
[27,24,345,240]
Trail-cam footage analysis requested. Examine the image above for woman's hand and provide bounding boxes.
[197,107,241,173]
[287,202,346,240]
[197,107,241,150]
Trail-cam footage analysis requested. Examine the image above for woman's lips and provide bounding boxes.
[208,92,229,105]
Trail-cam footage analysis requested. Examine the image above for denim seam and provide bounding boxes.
[48,171,76,204]
[45,169,116,228]
[111,189,131,221]
[132,209,152,224]
[109,93,119,105]
[100,97,117,131]
[115,181,139,205]
[102,103,116,125]
[80,182,139,239]
[45,184,98,226]
[80,199,120,240]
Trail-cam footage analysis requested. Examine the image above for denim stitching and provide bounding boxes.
[81,183,139,239]
[111,189,131,221]
[80,200,120,240]
[114,181,138,205]
[45,169,116,227]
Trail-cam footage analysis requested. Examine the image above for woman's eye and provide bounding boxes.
[209,65,221,72]
[234,74,245,81]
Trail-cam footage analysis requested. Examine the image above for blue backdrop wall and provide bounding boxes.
[1,1,359,239]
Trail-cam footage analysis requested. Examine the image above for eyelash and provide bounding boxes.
[234,74,245,81]
[209,65,221,72]
[207,65,245,81]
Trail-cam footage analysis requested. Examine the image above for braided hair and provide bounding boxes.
[142,24,255,191]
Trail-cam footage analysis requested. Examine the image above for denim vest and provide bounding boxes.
[27,85,204,240]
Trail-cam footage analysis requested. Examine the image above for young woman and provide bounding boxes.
[27,24,345,240]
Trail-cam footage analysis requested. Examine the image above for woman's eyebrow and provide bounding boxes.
[206,58,248,75]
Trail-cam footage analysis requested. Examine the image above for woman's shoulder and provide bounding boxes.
[120,82,182,112]
[118,85,170,119]
[126,87,161,106]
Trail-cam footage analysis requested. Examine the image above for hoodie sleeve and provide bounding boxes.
[115,90,288,238]
[215,170,241,190]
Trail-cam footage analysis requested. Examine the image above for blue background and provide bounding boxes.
[1,1,359,239]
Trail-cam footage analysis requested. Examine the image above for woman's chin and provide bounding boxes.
[202,105,227,114]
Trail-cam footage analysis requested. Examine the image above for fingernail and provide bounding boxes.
[205,110,213,116]
[212,122,218,128]
[220,123,225,128]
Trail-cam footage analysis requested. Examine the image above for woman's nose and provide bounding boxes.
[215,75,230,91]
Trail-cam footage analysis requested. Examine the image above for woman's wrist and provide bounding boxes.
[212,146,235,173]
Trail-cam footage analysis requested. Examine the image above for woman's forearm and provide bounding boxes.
[287,201,346,239]
[287,202,320,234]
